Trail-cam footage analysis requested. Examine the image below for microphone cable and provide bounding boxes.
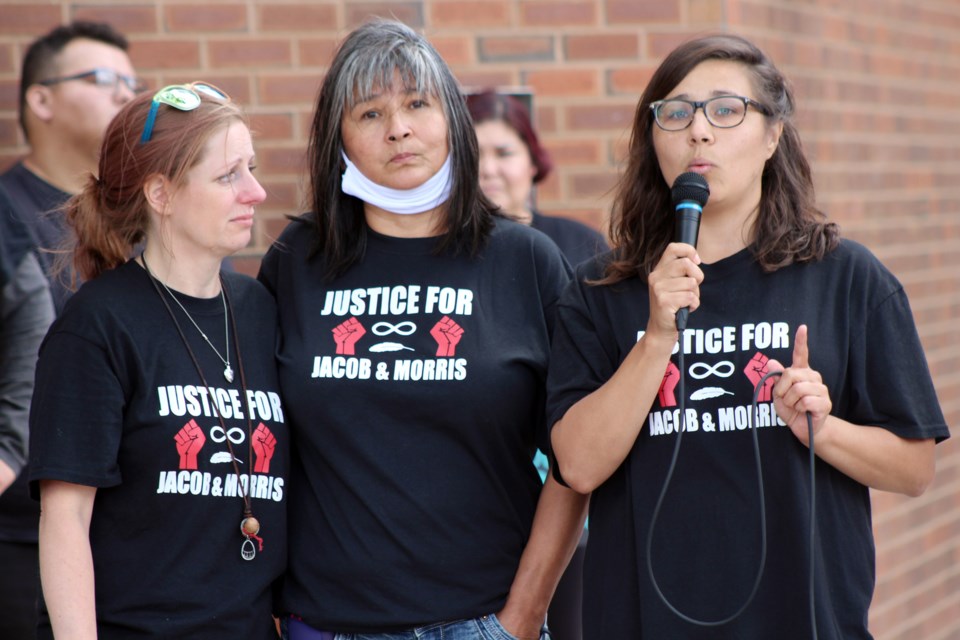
[645,339,818,639]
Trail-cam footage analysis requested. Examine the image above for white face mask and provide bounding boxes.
[340,151,453,215]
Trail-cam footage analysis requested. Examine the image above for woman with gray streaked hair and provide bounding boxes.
[259,19,588,640]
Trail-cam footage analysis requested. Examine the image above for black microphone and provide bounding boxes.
[671,172,710,331]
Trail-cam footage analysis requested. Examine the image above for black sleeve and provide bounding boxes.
[545,269,619,486]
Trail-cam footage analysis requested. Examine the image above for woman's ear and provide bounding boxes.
[765,121,784,160]
[143,174,171,215]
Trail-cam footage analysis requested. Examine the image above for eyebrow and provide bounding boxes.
[353,86,421,105]
[668,89,741,100]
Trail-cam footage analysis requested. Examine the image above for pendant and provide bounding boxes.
[224,365,234,383]
[241,537,256,561]
[240,517,260,561]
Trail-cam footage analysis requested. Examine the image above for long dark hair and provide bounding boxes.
[305,19,497,280]
[602,34,839,284]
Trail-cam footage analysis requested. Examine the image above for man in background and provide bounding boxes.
[0,21,139,638]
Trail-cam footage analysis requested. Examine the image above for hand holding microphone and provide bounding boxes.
[671,172,710,330]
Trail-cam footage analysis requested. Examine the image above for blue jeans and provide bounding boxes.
[285,615,551,640]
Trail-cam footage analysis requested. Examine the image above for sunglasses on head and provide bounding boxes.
[139,82,230,144]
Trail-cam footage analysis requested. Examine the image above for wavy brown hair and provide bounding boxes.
[601,34,839,285]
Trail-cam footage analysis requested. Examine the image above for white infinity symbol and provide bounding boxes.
[371,321,417,336]
[688,361,735,380]
[210,426,245,444]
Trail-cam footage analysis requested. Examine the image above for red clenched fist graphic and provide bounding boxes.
[332,317,366,355]
[252,423,277,473]
[657,361,680,407]
[745,351,775,402]
[175,419,206,470]
[430,316,464,357]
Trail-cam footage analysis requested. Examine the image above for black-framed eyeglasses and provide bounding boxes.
[38,68,146,94]
[650,95,772,131]
[139,83,231,144]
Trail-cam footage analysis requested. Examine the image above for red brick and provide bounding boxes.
[0,5,61,35]
[0,44,13,73]
[258,180,300,213]
[258,146,307,175]
[0,79,18,112]
[565,33,639,60]
[248,113,294,141]
[209,39,292,69]
[457,71,519,94]
[607,66,656,96]
[164,4,249,33]
[606,0,680,22]
[523,69,600,97]
[534,105,557,133]
[262,214,296,244]
[130,41,201,71]
[521,2,596,27]
[197,77,252,105]
[566,103,634,131]
[73,6,157,34]
[431,1,511,27]
[478,36,555,62]
[647,31,706,58]
[298,38,341,68]
[258,4,338,32]
[544,139,603,166]
[569,170,618,198]
[345,3,424,29]
[688,0,724,23]
[536,173,560,201]
[0,117,18,146]
[258,75,322,106]
[430,36,474,66]
[227,254,261,278]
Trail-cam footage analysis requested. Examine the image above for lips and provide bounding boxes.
[687,159,713,173]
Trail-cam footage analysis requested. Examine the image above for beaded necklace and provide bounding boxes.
[141,253,264,560]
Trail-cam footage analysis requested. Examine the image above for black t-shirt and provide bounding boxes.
[530,210,607,269]
[29,261,288,639]
[547,242,949,640]
[258,216,571,632]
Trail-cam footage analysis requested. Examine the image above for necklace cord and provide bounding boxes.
[140,254,256,521]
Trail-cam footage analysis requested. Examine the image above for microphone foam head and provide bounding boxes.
[671,172,710,207]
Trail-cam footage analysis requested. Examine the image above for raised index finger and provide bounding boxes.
[792,324,809,369]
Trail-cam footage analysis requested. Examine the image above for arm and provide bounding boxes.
[0,252,55,494]
[551,243,702,493]
[39,480,99,640]
[768,325,936,497]
[0,461,14,496]
[497,474,590,639]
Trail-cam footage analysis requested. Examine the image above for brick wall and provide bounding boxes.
[0,1,956,637]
